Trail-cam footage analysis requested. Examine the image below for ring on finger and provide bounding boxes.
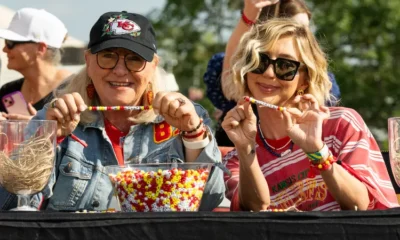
[50,98,58,109]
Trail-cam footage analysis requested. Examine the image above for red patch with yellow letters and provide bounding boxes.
[153,121,180,143]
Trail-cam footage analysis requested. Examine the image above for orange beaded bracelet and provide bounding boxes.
[308,154,337,178]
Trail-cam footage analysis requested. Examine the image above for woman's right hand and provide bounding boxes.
[221,98,257,149]
[0,112,7,121]
[46,93,87,137]
[243,0,280,21]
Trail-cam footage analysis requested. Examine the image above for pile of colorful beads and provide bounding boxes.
[109,168,210,212]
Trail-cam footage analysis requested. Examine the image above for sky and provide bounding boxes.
[1,0,166,43]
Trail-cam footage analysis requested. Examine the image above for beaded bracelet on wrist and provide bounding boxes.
[182,128,206,139]
[307,154,337,178]
[180,118,203,135]
[309,154,337,171]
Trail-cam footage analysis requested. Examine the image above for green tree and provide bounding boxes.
[148,0,400,144]
[309,0,400,141]
[147,1,238,120]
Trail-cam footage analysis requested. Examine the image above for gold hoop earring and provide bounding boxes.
[297,89,304,96]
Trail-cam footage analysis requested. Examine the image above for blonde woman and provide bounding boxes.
[221,18,397,211]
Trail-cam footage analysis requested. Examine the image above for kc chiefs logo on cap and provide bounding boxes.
[102,14,141,37]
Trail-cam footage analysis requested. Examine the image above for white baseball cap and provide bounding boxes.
[0,8,67,48]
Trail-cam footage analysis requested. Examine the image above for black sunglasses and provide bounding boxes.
[5,40,36,49]
[251,53,303,81]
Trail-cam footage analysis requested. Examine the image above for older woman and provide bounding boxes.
[0,8,71,120]
[221,18,397,211]
[0,11,224,211]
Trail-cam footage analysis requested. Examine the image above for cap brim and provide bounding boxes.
[90,38,154,62]
[0,29,31,41]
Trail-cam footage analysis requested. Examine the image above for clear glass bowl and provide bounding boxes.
[0,120,57,211]
[105,162,213,212]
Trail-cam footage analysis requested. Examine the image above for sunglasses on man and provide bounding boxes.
[251,53,305,81]
[5,40,36,50]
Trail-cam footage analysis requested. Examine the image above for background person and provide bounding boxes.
[0,8,71,120]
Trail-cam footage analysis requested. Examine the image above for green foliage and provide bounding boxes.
[148,0,400,143]
[309,0,400,133]
[147,0,237,121]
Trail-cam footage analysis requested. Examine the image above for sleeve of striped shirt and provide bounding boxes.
[328,107,398,209]
[223,153,242,211]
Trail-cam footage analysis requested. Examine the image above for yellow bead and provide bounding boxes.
[318,164,323,169]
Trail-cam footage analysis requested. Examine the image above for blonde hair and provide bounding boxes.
[223,18,332,106]
[56,54,162,124]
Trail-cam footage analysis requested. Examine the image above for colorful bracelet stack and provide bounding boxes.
[310,154,336,171]
[180,118,204,136]
[181,118,211,150]
[306,144,337,178]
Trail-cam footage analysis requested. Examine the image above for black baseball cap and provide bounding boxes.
[88,11,157,62]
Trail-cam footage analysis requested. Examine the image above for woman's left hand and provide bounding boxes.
[282,94,330,153]
[153,92,201,131]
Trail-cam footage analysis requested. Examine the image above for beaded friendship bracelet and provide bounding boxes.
[180,118,204,136]
[309,154,337,171]
[87,106,152,111]
[182,128,206,139]
[306,144,336,178]
[244,96,286,112]
[306,144,331,165]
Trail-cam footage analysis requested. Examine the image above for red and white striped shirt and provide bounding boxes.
[224,107,398,211]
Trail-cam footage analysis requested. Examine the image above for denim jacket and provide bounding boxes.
[0,103,225,211]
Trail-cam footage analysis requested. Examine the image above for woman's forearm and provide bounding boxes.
[222,19,252,80]
[321,163,370,210]
[237,144,270,211]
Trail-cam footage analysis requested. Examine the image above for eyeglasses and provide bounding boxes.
[5,40,36,49]
[96,51,147,72]
[251,53,304,81]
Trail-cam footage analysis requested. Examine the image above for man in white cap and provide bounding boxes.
[0,8,71,120]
